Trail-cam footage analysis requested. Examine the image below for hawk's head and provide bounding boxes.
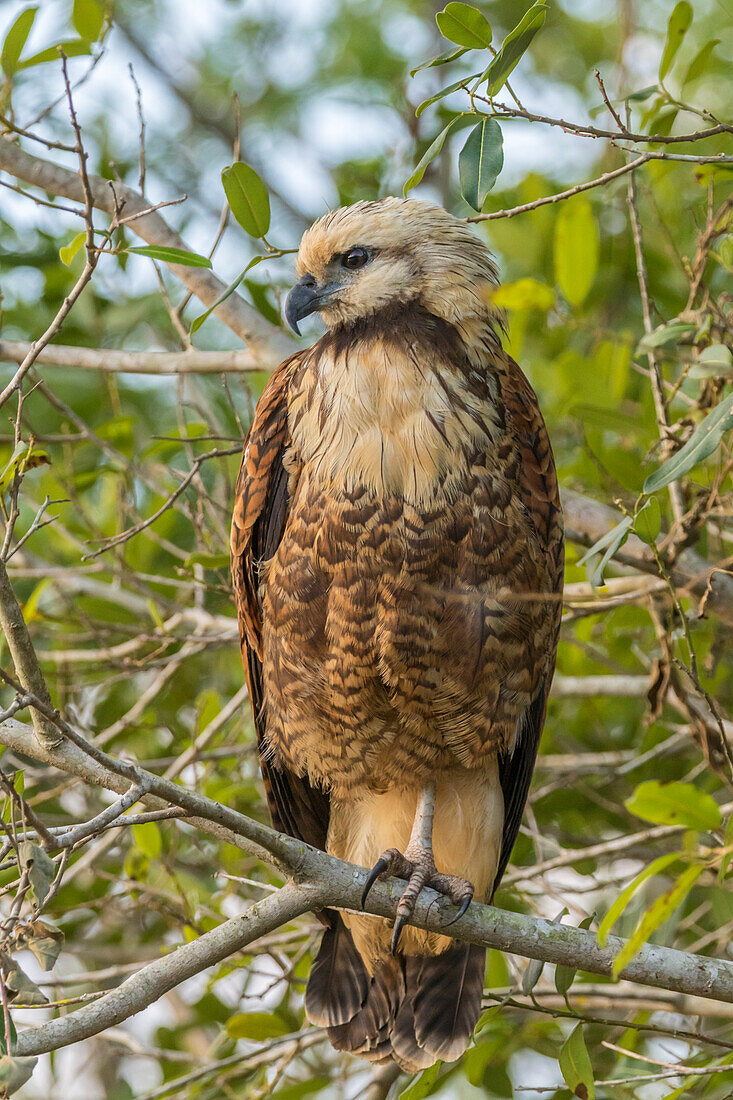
[285,197,499,334]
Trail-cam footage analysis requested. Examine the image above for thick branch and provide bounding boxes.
[12,857,733,1058]
[1,702,732,1061]
[0,142,294,367]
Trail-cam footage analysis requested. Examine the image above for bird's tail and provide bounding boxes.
[305,916,485,1071]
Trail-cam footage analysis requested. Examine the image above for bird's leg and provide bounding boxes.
[361,782,474,953]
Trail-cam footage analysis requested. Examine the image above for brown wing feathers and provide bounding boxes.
[231,353,331,853]
[231,340,562,1070]
[493,356,563,897]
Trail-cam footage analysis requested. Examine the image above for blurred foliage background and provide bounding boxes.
[0,0,732,1097]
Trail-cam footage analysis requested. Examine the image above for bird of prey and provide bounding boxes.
[231,197,563,1071]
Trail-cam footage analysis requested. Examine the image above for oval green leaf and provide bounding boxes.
[1,6,37,77]
[625,780,722,831]
[554,198,599,306]
[410,45,467,77]
[404,115,470,195]
[643,391,733,494]
[689,343,733,377]
[458,117,504,211]
[72,0,104,42]
[226,1011,290,1040]
[59,231,87,266]
[633,497,661,545]
[399,1061,442,1099]
[127,245,213,268]
[637,320,696,351]
[682,39,719,88]
[436,3,492,49]
[481,1,548,97]
[17,38,91,69]
[659,1,692,80]
[221,162,271,238]
[415,75,480,118]
[559,1024,595,1100]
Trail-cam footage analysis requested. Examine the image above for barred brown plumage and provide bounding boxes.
[231,197,563,1071]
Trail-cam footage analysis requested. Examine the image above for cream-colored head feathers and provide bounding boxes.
[295,197,500,329]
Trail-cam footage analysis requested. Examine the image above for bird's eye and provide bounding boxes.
[341,247,369,270]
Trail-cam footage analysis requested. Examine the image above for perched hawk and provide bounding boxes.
[231,198,563,1071]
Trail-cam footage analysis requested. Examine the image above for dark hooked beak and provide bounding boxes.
[284,274,340,335]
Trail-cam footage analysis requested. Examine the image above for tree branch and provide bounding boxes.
[11,852,733,1059]
[0,340,261,375]
[0,141,294,367]
[561,489,733,628]
[13,883,318,1057]
[1,697,732,1066]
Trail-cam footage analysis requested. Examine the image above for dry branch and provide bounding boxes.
[0,340,261,375]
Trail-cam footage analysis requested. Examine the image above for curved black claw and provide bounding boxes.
[390,913,408,955]
[445,892,473,927]
[361,856,390,909]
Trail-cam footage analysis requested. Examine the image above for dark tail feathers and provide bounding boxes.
[305,917,485,1072]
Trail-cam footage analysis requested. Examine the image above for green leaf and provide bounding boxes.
[399,1061,442,1099]
[688,343,733,378]
[612,863,703,978]
[72,0,103,42]
[576,515,633,586]
[633,497,661,545]
[410,45,468,77]
[682,39,719,88]
[221,162,271,238]
[0,1055,38,1094]
[491,277,554,311]
[226,1012,290,1040]
[126,246,212,268]
[643,392,733,494]
[554,963,576,998]
[415,75,479,117]
[403,115,469,195]
[1,7,36,77]
[59,231,86,266]
[626,85,657,103]
[554,198,599,306]
[458,117,504,210]
[659,1,692,80]
[521,956,544,994]
[436,4,492,49]
[17,39,92,69]
[625,780,722,830]
[481,1,548,97]
[597,852,682,946]
[559,1024,595,1099]
[637,321,696,351]
[133,822,162,860]
[190,255,265,335]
